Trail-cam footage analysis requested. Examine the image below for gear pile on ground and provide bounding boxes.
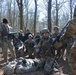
[3,57,59,75]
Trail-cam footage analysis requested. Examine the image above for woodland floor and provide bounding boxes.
[0,48,71,75]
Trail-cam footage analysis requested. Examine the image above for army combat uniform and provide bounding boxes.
[52,26,61,57]
[0,18,15,62]
[24,34,36,58]
[13,36,24,58]
[38,28,53,58]
[58,6,76,62]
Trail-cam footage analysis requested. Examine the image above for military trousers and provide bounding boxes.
[2,39,15,62]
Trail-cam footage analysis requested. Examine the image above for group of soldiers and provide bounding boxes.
[0,6,76,66]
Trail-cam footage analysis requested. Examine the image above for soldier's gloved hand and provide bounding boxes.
[54,41,62,49]
[45,50,49,55]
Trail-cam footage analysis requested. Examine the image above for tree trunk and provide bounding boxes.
[34,0,37,35]
[20,0,23,30]
[25,0,28,30]
[48,0,52,32]
[56,0,58,26]
[13,0,16,28]
[70,0,72,19]
[16,0,23,30]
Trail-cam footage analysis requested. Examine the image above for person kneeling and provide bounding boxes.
[13,34,24,58]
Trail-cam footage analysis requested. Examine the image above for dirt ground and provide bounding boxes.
[0,48,71,75]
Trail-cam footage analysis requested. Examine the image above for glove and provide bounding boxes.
[54,41,62,49]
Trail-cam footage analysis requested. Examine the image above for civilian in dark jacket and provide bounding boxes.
[18,30,25,42]
[24,29,32,41]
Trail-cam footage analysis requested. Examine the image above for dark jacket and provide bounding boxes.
[18,33,25,42]
[13,38,23,49]
[24,33,32,41]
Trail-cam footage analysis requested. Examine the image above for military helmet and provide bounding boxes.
[41,28,50,35]
[74,5,76,17]
[28,34,33,37]
[53,26,59,30]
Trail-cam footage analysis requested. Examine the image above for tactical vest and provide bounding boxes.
[0,23,9,39]
[40,37,52,51]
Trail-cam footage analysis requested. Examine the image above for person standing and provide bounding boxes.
[18,30,25,42]
[58,6,76,61]
[52,26,61,58]
[0,18,15,63]
[24,29,32,41]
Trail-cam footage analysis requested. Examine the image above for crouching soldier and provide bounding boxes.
[13,34,24,58]
[24,34,36,58]
[38,28,53,58]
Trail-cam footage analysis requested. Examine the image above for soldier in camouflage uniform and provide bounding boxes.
[52,26,61,57]
[13,34,24,58]
[59,6,76,61]
[24,34,36,58]
[0,18,15,63]
[38,28,53,58]
[52,26,59,40]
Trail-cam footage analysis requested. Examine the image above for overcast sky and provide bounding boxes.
[1,0,76,21]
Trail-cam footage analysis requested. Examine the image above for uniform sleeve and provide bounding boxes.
[13,39,16,46]
[0,25,3,33]
[24,40,28,46]
[65,20,76,37]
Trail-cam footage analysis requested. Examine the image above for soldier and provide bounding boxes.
[52,26,59,40]
[13,34,24,58]
[60,6,76,61]
[24,34,36,58]
[38,28,53,58]
[52,26,61,57]
[0,18,15,63]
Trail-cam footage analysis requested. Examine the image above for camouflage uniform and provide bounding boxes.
[52,26,62,58]
[24,38,36,58]
[39,36,53,57]
[0,19,15,62]
[13,38,24,58]
[60,6,76,61]
[39,28,53,58]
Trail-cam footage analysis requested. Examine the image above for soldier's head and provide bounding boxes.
[2,18,8,26]
[36,31,40,35]
[20,30,23,34]
[41,28,50,38]
[28,34,33,40]
[53,26,59,34]
[73,5,76,18]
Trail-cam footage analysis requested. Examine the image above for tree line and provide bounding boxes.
[0,0,75,34]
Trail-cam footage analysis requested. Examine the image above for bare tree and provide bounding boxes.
[70,0,72,19]
[6,0,12,26]
[34,0,37,35]
[16,0,23,30]
[55,0,68,26]
[48,0,52,32]
[55,0,58,26]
